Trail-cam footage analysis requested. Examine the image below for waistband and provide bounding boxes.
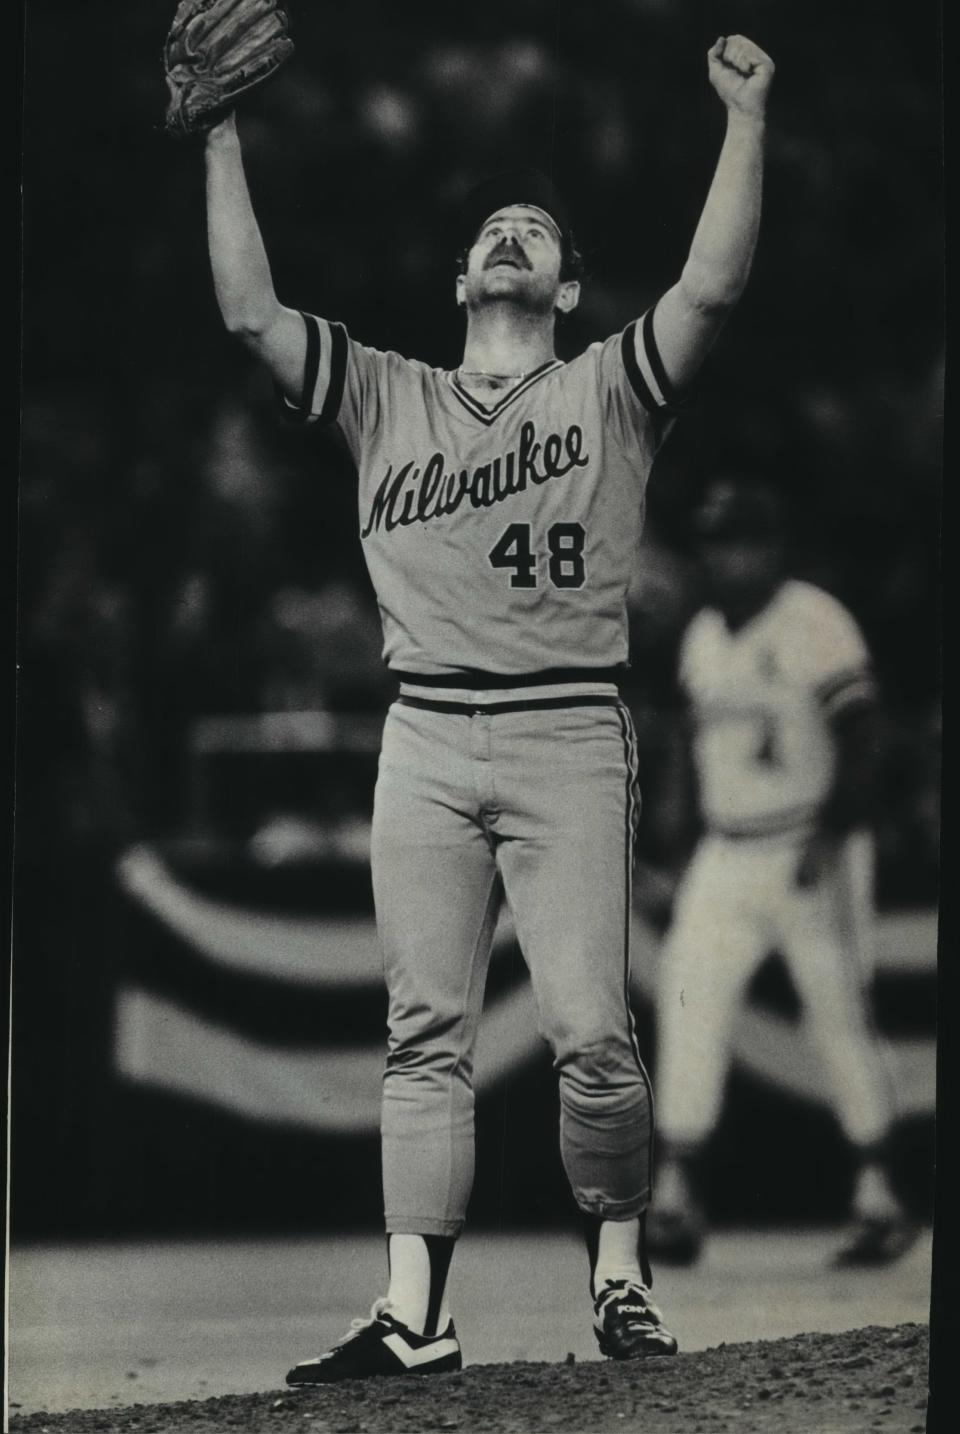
[397,693,621,716]
[390,666,625,690]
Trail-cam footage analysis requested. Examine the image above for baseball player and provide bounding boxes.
[199,23,775,1380]
[647,476,919,1268]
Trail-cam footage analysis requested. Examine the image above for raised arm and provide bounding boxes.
[647,35,774,396]
[205,113,325,405]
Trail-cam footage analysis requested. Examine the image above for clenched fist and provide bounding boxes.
[708,35,774,118]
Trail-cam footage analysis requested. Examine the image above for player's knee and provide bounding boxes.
[553,1027,646,1093]
[385,1031,472,1082]
[387,999,472,1052]
[540,1010,598,1063]
[540,998,630,1058]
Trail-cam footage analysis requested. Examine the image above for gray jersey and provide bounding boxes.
[287,312,676,675]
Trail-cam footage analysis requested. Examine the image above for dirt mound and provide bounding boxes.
[10,1322,928,1434]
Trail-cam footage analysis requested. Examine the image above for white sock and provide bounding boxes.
[386,1234,452,1335]
[592,1217,644,1297]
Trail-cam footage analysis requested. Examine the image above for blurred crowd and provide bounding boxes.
[19,0,941,901]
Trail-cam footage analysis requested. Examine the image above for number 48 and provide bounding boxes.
[488,522,586,589]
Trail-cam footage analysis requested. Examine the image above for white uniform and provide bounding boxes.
[285,309,678,1234]
[655,579,896,1149]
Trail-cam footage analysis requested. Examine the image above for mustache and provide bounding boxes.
[484,241,531,270]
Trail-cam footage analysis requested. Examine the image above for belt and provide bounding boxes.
[390,666,625,689]
[398,693,620,716]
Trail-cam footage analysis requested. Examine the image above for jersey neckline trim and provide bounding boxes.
[446,359,564,424]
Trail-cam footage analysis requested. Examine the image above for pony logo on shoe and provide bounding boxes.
[593,1279,679,1360]
[286,1298,463,1384]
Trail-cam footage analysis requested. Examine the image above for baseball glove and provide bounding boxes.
[163,0,295,138]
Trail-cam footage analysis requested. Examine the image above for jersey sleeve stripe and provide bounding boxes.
[620,321,661,414]
[319,321,348,424]
[642,306,681,408]
[300,311,322,414]
[274,311,322,424]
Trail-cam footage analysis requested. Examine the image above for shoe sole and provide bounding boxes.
[596,1334,679,1359]
[287,1352,462,1385]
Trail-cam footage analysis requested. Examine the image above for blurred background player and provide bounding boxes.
[647,475,918,1268]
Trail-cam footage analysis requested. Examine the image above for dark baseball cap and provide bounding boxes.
[693,480,785,541]
[457,167,578,269]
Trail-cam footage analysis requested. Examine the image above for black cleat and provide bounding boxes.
[286,1300,463,1385]
[593,1279,679,1360]
[831,1216,922,1268]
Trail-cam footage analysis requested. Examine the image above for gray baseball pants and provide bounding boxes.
[371,690,654,1237]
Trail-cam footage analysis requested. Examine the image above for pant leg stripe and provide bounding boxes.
[615,702,656,1191]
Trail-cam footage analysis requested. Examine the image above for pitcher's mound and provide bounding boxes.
[9,1322,929,1433]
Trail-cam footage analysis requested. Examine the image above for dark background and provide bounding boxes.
[14,0,941,1241]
